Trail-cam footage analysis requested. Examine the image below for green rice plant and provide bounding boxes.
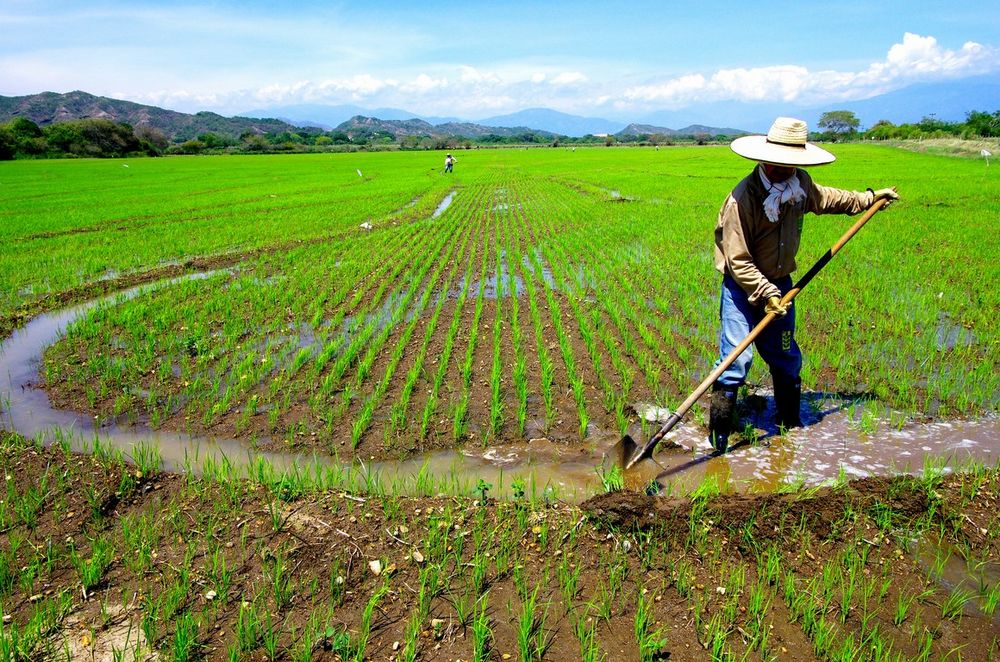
[515,584,551,662]
[981,581,1000,616]
[10,471,48,530]
[236,601,263,653]
[120,512,155,574]
[72,536,114,596]
[267,547,292,610]
[171,610,199,662]
[572,607,604,662]
[354,581,390,662]
[129,441,162,476]
[0,534,22,597]
[471,597,493,662]
[941,586,976,621]
[557,554,582,610]
[634,590,667,662]
[595,464,624,493]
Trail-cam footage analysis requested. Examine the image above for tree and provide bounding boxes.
[818,110,860,136]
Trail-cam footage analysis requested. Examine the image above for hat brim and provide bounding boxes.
[730,135,835,166]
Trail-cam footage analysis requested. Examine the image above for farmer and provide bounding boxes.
[708,117,898,453]
[444,153,455,173]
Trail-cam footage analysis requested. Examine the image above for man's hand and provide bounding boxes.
[765,296,788,317]
[870,187,899,205]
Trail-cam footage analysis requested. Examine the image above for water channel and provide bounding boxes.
[1,275,997,503]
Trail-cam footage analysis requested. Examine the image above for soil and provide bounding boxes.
[2,432,998,661]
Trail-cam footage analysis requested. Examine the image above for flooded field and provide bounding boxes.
[1,147,997,660]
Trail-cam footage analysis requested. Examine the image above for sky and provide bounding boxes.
[1,0,998,121]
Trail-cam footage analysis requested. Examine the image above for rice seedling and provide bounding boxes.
[471,596,493,662]
[634,589,668,662]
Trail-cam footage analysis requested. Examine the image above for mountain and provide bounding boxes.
[814,75,1000,128]
[241,103,460,129]
[617,123,748,137]
[335,116,556,140]
[0,91,300,141]
[634,76,1000,133]
[477,108,627,137]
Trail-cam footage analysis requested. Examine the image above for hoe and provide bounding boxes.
[620,197,891,471]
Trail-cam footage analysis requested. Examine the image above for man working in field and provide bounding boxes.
[708,117,898,453]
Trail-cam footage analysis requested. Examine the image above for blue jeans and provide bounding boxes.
[714,273,802,388]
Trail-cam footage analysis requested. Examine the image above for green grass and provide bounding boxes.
[4,145,997,457]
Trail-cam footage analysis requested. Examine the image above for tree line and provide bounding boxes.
[816,109,1000,141]
[3,109,996,160]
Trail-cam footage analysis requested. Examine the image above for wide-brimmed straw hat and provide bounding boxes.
[730,117,835,166]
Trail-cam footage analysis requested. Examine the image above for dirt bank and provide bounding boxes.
[1,432,997,660]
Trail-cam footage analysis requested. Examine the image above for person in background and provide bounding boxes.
[708,117,899,453]
[444,153,455,173]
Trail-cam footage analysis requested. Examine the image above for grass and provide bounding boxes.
[0,144,998,659]
[9,146,992,458]
[0,432,998,659]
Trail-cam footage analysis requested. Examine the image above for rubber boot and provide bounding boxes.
[708,384,738,453]
[773,377,803,429]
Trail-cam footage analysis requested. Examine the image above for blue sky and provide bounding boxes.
[1,0,998,120]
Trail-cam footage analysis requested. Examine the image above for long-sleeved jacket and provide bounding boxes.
[714,165,874,304]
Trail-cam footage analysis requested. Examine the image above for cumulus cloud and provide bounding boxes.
[549,71,587,86]
[623,33,999,109]
[401,73,448,94]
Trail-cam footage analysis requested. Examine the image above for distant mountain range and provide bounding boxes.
[0,91,299,142]
[0,91,746,142]
[3,74,997,143]
[241,75,1000,135]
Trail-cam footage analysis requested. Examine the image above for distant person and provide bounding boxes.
[444,153,455,173]
[708,117,898,453]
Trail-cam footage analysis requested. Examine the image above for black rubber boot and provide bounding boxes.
[708,384,738,453]
[773,376,803,429]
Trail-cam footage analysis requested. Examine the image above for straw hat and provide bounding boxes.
[730,117,835,166]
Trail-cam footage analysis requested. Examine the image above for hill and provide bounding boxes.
[0,91,301,142]
[476,108,626,137]
[617,123,748,137]
[335,116,557,140]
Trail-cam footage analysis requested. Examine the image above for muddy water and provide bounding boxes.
[1,277,998,503]
[431,191,456,218]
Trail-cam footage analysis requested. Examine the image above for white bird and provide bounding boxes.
[357,169,363,177]
[983,149,992,166]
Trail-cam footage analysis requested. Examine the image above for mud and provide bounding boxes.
[2,276,998,504]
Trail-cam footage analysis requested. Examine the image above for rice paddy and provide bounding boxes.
[0,144,998,659]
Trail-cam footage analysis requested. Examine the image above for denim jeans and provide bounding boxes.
[714,273,802,388]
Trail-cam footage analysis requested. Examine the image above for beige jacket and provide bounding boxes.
[714,165,874,304]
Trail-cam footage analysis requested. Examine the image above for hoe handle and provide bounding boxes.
[626,198,888,468]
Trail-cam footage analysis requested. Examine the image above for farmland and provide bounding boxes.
[1,145,999,660]
[1,147,996,461]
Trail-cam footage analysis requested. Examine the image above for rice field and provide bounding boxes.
[1,145,999,660]
[1,146,994,460]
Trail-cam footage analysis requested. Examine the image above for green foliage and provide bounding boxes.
[818,110,861,135]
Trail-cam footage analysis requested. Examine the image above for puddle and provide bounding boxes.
[1,275,998,503]
[472,250,526,299]
[907,533,1000,620]
[432,191,455,218]
[521,248,556,289]
[638,391,1000,496]
[936,313,976,351]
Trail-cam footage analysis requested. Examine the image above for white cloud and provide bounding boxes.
[458,65,501,85]
[402,73,448,93]
[549,71,587,86]
[622,33,999,110]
